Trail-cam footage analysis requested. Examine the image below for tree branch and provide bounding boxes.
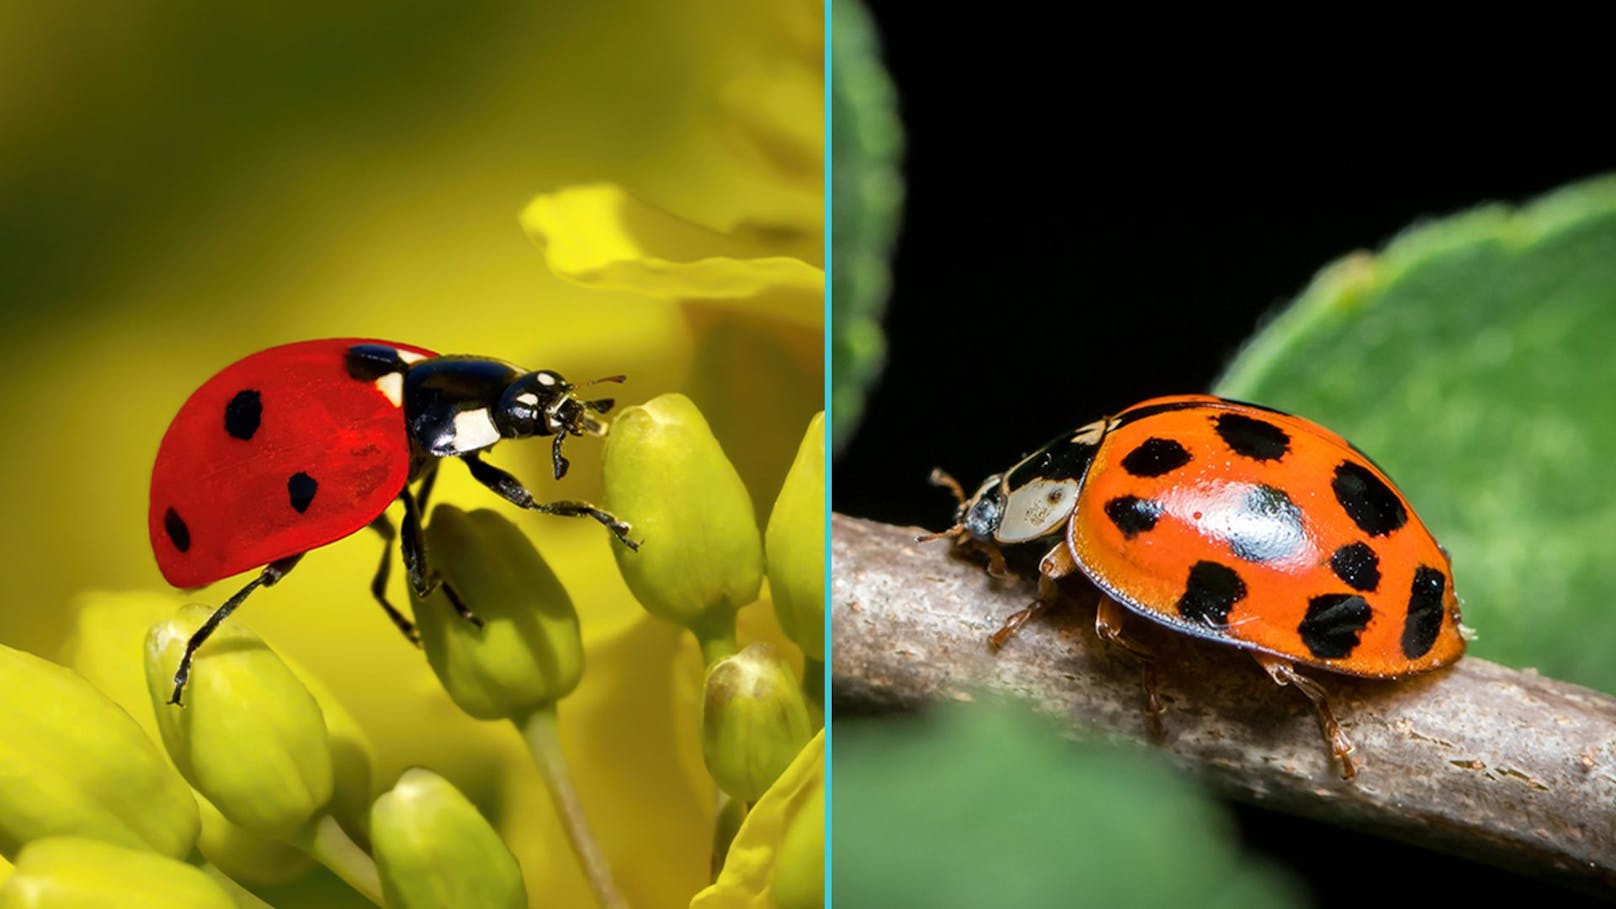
[831,514,1616,894]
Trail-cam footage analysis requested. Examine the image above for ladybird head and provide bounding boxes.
[495,370,626,479]
[959,475,1006,542]
[918,470,1006,547]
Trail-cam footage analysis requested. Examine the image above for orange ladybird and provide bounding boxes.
[928,394,1468,779]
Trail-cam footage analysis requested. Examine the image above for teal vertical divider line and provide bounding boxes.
[821,0,835,906]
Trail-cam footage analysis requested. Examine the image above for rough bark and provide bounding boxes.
[831,513,1616,894]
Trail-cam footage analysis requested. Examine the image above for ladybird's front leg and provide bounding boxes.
[1252,653,1358,780]
[1094,597,1164,739]
[459,452,639,550]
[988,543,1077,650]
[398,485,483,629]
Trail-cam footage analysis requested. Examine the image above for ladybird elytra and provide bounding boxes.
[927,394,1467,779]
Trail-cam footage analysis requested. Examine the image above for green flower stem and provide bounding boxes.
[710,793,746,881]
[294,814,383,906]
[516,705,625,909]
[198,863,276,909]
[802,658,824,714]
[692,613,739,667]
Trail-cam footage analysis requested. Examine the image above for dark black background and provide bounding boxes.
[834,14,1611,906]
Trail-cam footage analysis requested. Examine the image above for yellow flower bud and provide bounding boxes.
[765,412,825,662]
[603,394,763,647]
[144,605,333,840]
[193,795,313,888]
[701,643,813,802]
[412,505,583,720]
[370,768,526,909]
[282,655,376,843]
[0,644,198,860]
[0,837,233,909]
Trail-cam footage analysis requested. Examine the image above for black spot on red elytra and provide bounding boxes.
[1176,561,1246,626]
[1214,412,1291,461]
[1104,496,1162,538]
[1403,566,1447,659]
[1298,593,1373,659]
[224,390,262,440]
[164,507,191,553]
[1120,437,1192,477]
[288,472,318,514]
[1226,484,1305,563]
[1329,542,1381,592]
[1331,461,1408,537]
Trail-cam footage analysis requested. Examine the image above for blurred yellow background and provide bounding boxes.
[0,1,822,906]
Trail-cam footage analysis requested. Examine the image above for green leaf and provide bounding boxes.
[1217,175,1616,693]
[830,0,903,452]
[832,702,1303,909]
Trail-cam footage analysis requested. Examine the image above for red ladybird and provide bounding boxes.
[149,338,636,703]
[927,395,1468,778]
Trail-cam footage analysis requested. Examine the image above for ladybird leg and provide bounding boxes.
[169,554,303,706]
[551,429,571,480]
[415,464,440,514]
[989,543,1076,650]
[399,486,484,629]
[971,539,1009,578]
[459,452,639,550]
[1094,597,1164,739]
[367,514,421,646]
[1252,653,1358,780]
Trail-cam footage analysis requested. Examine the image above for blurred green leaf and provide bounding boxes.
[830,0,902,451]
[1217,175,1616,693]
[832,702,1303,909]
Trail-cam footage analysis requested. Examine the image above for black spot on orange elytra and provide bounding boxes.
[1214,412,1291,461]
[1403,566,1447,658]
[1104,496,1162,538]
[1331,461,1408,537]
[1177,561,1246,626]
[1121,437,1192,478]
[1329,542,1381,592]
[1299,593,1373,659]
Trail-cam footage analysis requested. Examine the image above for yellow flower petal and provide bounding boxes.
[521,184,823,328]
[690,731,823,909]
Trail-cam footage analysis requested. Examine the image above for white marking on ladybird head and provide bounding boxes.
[396,349,427,364]
[535,371,559,386]
[995,478,1080,543]
[374,373,404,407]
[452,407,502,451]
[516,392,540,407]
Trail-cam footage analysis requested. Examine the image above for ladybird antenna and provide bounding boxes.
[928,467,968,506]
[915,524,964,544]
